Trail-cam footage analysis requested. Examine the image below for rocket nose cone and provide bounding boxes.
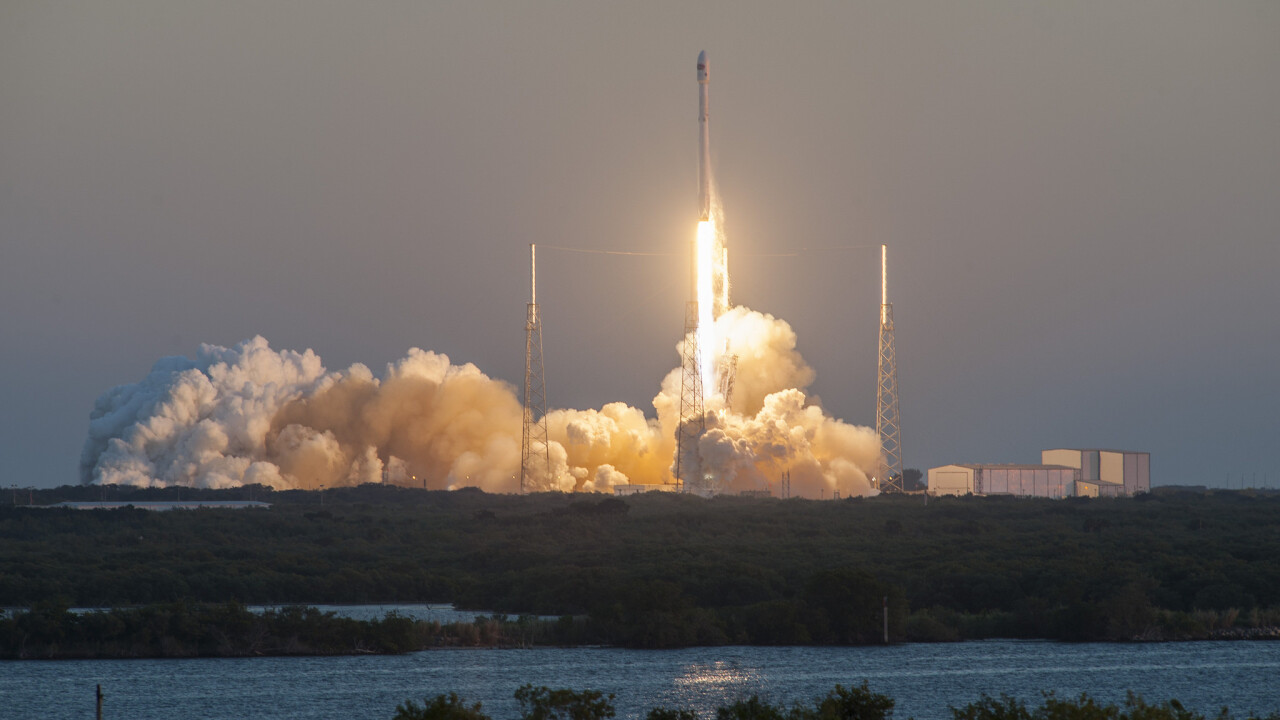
[697,50,709,83]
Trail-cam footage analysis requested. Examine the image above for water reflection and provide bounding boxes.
[3,641,1279,720]
[676,660,762,688]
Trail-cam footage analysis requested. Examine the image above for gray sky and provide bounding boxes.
[3,1,1278,489]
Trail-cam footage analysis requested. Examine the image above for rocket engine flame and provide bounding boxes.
[696,219,718,396]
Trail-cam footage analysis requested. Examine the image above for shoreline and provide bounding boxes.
[4,603,1278,660]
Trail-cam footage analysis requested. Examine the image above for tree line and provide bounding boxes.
[390,683,1280,720]
[3,485,1280,645]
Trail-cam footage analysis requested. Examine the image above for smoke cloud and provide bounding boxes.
[81,308,882,498]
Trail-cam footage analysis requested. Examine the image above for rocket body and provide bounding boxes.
[697,51,711,222]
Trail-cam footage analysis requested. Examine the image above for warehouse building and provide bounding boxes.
[1042,448,1150,497]
[928,464,1077,498]
[928,449,1150,498]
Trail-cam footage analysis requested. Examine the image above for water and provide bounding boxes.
[4,641,1279,720]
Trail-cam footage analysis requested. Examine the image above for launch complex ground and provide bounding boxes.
[515,52,905,499]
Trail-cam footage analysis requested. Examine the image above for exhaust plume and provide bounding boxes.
[82,309,881,497]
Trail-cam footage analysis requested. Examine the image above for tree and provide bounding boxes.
[810,683,895,720]
[901,469,924,492]
[715,696,789,720]
[647,710,700,720]
[950,694,1032,720]
[515,685,616,720]
[393,693,490,720]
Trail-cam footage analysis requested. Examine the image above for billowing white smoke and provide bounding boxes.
[81,308,882,497]
[81,337,525,491]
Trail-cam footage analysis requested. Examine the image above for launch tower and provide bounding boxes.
[876,244,904,493]
[675,296,705,492]
[521,244,551,492]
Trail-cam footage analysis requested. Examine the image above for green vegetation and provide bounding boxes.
[515,685,617,720]
[951,692,1279,720]
[0,601,420,658]
[394,693,491,720]
[392,685,1280,720]
[3,484,1280,647]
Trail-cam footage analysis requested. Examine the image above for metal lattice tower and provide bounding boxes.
[674,300,705,492]
[876,244,904,493]
[521,244,551,493]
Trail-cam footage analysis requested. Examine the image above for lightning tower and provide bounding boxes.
[876,244,904,493]
[674,296,705,490]
[521,244,551,492]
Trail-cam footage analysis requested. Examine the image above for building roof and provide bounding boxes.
[941,464,1077,471]
[1044,448,1150,455]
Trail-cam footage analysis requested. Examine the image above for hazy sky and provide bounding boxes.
[3,2,1278,489]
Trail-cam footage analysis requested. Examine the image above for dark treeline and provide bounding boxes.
[4,485,1280,646]
[393,682,1277,720]
[1,601,421,658]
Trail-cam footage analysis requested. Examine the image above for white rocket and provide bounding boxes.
[697,50,711,222]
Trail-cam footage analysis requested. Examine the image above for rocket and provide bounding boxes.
[697,50,711,222]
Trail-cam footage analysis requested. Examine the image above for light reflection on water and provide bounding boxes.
[3,641,1279,720]
[676,660,761,686]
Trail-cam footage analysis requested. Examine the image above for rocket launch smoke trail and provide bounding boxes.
[81,310,882,498]
[78,51,884,498]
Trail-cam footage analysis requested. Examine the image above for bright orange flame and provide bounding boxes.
[696,220,717,397]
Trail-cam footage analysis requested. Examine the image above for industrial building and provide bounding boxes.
[1042,448,1150,497]
[929,449,1150,498]
[928,464,1077,498]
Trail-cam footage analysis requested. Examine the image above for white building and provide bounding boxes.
[1042,449,1150,496]
[928,464,1077,498]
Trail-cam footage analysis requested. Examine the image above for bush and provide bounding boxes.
[715,696,789,720]
[515,684,616,720]
[394,693,490,720]
[951,692,1252,720]
[810,682,895,720]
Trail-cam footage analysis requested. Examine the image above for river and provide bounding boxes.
[5,640,1278,719]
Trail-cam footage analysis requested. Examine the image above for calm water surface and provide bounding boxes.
[5,641,1279,720]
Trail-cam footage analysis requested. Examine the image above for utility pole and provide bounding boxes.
[883,596,889,644]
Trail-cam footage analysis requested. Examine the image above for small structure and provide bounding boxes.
[928,464,1076,498]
